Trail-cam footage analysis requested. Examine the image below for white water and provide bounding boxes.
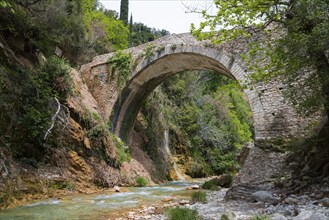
[163,129,185,180]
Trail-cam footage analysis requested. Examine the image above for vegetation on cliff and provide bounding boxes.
[143,71,253,178]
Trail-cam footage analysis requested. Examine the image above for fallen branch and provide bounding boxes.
[43,97,69,140]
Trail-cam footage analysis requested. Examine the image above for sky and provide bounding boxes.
[99,0,216,34]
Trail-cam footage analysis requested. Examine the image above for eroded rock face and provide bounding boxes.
[235,143,288,185]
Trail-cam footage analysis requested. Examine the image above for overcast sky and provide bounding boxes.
[99,0,215,34]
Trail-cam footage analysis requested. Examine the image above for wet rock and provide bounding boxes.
[191,184,200,189]
[113,186,121,192]
[162,197,174,202]
[252,191,274,202]
[322,197,329,207]
[272,213,288,220]
[178,199,190,205]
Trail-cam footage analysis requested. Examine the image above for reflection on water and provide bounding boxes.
[0,181,200,220]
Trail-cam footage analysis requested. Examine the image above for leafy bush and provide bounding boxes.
[202,179,218,191]
[50,181,75,191]
[166,207,201,220]
[191,190,207,204]
[110,133,131,165]
[108,51,132,89]
[136,176,148,187]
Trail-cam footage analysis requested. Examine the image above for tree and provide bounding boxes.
[129,13,133,47]
[191,0,329,193]
[120,0,129,24]
[191,0,329,117]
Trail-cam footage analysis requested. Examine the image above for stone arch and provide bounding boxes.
[110,36,262,143]
[81,33,307,145]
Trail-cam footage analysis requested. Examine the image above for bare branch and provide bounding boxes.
[43,97,70,140]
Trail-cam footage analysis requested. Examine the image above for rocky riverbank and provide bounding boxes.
[116,185,329,220]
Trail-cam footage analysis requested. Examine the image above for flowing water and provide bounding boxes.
[163,130,185,180]
[0,181,198,220]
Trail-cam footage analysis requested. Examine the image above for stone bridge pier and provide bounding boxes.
[81,33,313,145]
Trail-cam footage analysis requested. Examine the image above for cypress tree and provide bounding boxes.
[119,0,129,25]
[128,13,133,47]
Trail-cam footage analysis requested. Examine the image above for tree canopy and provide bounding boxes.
[192,0,329,116]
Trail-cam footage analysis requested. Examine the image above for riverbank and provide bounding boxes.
[115,183,329,220]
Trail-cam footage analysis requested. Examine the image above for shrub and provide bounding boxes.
[191,190,207,204]
[202,179,218,191]
[136,176,147,187]
[166,207,201,220]
[110,133,131,165]
[107,51,132,89]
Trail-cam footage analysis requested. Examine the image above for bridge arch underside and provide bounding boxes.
[111,52,258,143]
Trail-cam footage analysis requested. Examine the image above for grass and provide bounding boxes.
[136,176,148,187]
[191,190,207,204]
[166,207,201,220]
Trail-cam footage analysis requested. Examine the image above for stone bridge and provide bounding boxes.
[81,33,310,144]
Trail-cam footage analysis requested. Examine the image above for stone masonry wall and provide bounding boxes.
[80,33,317,144]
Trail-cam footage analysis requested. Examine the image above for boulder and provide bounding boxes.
[113,186,121,192]
[178,199,190,205]
[251,191,274,203]
[191,184,200,190]
[322,197,329,207]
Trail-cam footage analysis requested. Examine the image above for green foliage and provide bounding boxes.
[129,22,169,47]
[144,44,155,60]
[191,190,207,204]
[1,0,129,65]
[119,0,129,24]
[170,44,177,51]
[151,71,253,176]
[50,181,75,191]
[0,55,72,159]
[135,176,148,187]
[83,8,128,50]
[202,179,218,191]
[110,133,131,165]
[108,51,132,89]
[192,0,329,117]
[191,0,289,43]
[248,215,270,220]
[166,207,201,220]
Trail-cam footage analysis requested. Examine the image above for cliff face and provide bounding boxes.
[0,34,160,209]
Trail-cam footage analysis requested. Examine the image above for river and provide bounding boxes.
[0,181,198,220]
